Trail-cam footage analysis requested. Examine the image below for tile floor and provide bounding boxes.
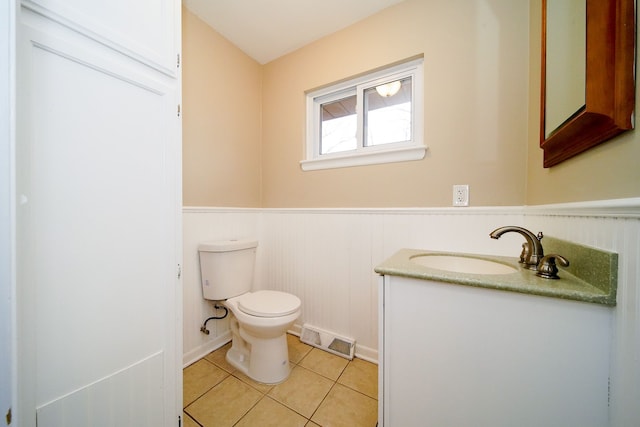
[183,334,378,427]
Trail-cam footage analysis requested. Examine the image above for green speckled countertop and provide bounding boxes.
[375,246,617,307]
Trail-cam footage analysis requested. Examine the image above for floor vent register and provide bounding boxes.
[300,324,355,360]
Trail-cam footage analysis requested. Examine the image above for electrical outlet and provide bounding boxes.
[453,185,469,206]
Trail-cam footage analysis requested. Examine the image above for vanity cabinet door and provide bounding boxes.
[379,275,611,427]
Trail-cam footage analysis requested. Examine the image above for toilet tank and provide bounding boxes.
[198,239,258,300]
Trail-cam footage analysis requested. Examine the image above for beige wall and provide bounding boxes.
[182,8,262,207]
[182,0,639,208]
[261,0,529,207]
[526,0,640,205]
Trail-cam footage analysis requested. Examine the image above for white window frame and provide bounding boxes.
[301,58,425,171]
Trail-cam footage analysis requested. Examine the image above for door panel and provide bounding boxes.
[36,352,164,426]
[22,0,177,74]
[17,3,180,425]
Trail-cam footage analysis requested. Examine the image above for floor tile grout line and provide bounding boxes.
[298,361,378,425]
[183,411,203,427]
[307,381,379,427]
[337,360,379,400]
[185,336,377,426]
[297,348,351,382]
[307,380,339,423]
[338,382,379,402]
[260,394,313,425]
[202,353,236,374]
[183,362,233,409]
[263,364,337,422]
[230,358,314,425]
[187,361,375,405]
[231,392,272,427]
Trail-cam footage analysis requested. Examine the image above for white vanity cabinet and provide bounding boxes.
[378,275,612,427]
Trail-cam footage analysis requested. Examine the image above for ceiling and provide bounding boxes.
[182,0,406,64]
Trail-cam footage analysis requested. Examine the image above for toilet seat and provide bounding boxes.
[238,291,301,318]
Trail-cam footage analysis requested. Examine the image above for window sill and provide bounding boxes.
[300,145,427,171]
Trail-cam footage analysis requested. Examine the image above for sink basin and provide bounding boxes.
[410,254,517,275]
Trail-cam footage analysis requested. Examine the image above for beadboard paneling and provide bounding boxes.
[259,209,528,359]
[182,208,259,365]
[183,202,640,426]
[184,207,525,362]
[524,206,640,427]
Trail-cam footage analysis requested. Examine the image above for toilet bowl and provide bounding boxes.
[198,239,301,384]
[223,290,301,384]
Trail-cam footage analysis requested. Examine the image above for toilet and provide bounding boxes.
[198,239,301,384]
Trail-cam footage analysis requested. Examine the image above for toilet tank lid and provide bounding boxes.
[198,239,258,252]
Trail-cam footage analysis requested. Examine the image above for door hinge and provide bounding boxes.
[5,407,11,425]
[178,414,181,427]
[177,264,182,279]
[177,104,181,117]
[177,53,180,68]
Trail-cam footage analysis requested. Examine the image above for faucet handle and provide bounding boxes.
[536,254,569,280]
[519,242,530,264]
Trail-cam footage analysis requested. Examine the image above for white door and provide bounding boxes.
[15,1,182,425]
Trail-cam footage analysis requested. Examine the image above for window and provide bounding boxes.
[302,58,425,171]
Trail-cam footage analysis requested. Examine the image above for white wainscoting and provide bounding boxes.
[182,208,260,366]
[183,200,640,426]
[524,199,640,427]
[183,206,525,364]
[258,208,527,362]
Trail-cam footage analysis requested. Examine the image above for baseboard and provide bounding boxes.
[183,331,231,368]
[354,344,378,364]
[288,323,303,336]
[185,326,378,367]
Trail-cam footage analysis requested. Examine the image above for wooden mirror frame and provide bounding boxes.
[540,0,636,168]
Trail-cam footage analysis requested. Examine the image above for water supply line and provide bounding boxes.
[200,303,228,335]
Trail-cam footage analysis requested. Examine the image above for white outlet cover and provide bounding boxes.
[453,185,469,206]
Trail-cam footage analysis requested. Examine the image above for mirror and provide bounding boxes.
[540,0,635,167]
[544,1,586,138]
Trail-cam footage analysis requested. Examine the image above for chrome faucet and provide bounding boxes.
[490,226,544,270]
